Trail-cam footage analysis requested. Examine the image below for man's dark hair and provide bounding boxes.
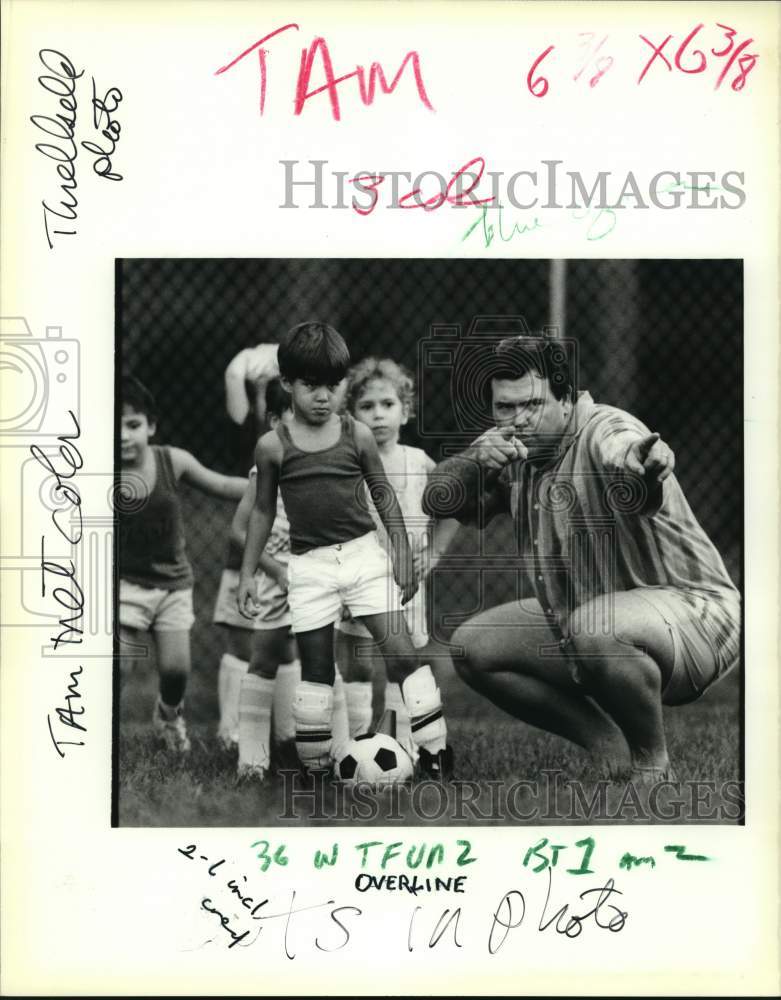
[265,376,292,420]
[489,336,573,402]
[278,321,350,384]
[121,374,158,422]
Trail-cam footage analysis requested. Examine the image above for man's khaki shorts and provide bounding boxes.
[636,587,740,705]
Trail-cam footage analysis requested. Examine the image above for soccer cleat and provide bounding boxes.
[417,745,454,783]
[304,762,334,780]
[296,741,333,772]
[217,727,238,752]
[152,699,191,753]
[236,763,268,785]
[272,738,302,774]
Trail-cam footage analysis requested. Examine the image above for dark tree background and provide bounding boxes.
[119,259,742,665]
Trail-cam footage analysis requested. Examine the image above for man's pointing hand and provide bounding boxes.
[468,425,528,471]
[625,432,675,484]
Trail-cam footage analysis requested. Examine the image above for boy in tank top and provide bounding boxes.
[119,376,247,753]
[238,323,454,781]
[223,377,350,779]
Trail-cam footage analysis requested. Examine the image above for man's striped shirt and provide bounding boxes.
[493,392,740,673]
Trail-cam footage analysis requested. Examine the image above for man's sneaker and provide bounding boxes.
[152,699,191,753]
[417,745,454,782]
[628,762,677,785]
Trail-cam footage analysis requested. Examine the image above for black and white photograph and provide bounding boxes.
[115,258,743,827]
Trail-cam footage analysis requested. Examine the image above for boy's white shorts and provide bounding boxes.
[335,587,428,649]
[287,531,403,634]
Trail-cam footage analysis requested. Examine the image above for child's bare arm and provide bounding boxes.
[355,423,417,604]
[231,465,288,591]
[258,553,288,592]
[229,473,257,549]
[224,345,279,426]
[171,448,247,500]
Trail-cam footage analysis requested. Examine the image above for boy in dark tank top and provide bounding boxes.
[119,376,247,753]
[239,322,454,781]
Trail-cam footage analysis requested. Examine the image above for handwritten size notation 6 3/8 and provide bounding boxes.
[527,22,759,97]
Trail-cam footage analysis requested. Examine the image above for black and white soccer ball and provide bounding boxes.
[335,732,414,786]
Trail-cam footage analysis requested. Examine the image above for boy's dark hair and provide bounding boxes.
[265,376,292,420]
[277,321,350,384]
[121,375,158,422]
[488,336,573,402]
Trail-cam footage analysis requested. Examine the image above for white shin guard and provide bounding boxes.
[402,665,447,754]
[293,681,334,771]
[272,660,300,743]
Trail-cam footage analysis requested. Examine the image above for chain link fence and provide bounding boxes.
[119,258,742,692]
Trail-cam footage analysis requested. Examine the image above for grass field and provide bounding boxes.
[117,649,742,828]
[114,486,745,828]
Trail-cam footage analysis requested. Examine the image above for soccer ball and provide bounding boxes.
[335,732,414,786]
